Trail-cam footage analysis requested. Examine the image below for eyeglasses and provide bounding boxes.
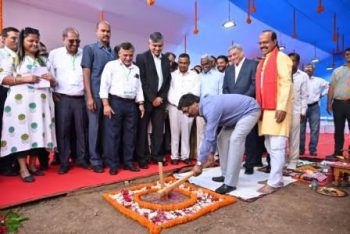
[68,39,80,44]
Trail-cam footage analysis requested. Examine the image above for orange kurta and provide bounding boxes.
[258,51,293,137]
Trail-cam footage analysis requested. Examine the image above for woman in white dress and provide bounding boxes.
[0,27,57,182]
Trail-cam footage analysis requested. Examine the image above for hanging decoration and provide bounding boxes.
[184,33,187,53]
[317,0,324,13]
[193,0,199,34]
[246,0,252,24]
[333,13,337,41]
[251,0,256,13]
[0,0,2,31]
[342,34,345,58]
[336,28,340,53]
[292,8,297,38]
[99,10,105,21]
[147,0,155,6]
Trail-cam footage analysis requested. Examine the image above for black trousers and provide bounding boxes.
[104,97,137,169]
[332,99,350,155]
[55,94,87,166]
[0,86,19,174]
[136,102,166,163]
[244,124,265,169]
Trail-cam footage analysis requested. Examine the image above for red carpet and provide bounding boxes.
[0,133,348,209]
[300,133,349,160]
[0,161,190,209]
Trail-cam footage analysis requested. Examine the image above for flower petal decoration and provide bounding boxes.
[103,177,236,234]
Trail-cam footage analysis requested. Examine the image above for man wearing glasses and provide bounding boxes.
[49,27,88,174]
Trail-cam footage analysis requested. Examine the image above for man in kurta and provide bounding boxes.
[256,30,293,194]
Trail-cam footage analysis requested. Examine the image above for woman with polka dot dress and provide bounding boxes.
[0,27,57,182]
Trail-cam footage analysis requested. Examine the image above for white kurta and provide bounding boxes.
[0,55,57,157]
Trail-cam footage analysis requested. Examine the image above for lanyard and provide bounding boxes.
[70,54,77,71]
[121,63,132,81]
[102,47,114,60]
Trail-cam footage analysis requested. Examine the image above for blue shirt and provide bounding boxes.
[199,69,224,98]
[198,94,260,163]
[81,41,115,98]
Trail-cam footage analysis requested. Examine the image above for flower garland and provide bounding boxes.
[0,211,28,234]
[103,177,236,234]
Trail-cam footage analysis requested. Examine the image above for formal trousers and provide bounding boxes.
[86,96,104,166]
[104,96,137,169]
[332,99,350,155]
[217,111,260,187]
[55,94,87,167]
[264,135,287,187]
[286,112,300,170]
[168,104,194,160]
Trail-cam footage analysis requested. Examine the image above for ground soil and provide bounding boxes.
[6,174,350,234]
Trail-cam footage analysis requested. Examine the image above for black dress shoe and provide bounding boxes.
[212,176,225,182]
[215,184,236,194]
[21,175,34,183]
[139,162,149,169]
[92,165,104,173]
[109,168,118,175]
[182,159,191,165]
[244,167,254,175]
[0,170,19,176]
[58,165,69,174]
[76,162,90,169]
[124,164,140,172]
[325,154,340,162]
[28,168,45,176]
[50,158,60,165]
[310,151,318,156]
[171,159,179,165]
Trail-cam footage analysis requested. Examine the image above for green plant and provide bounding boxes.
[0,211,28,234]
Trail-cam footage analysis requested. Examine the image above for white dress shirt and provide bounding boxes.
[0,47,17,86]
[292,69,308,115]
[306,76,329,104]
[168,69,200,106]
[234,57,246,82]
[49,47,84,96]
[153,53,164,91]
[99,59,144,103]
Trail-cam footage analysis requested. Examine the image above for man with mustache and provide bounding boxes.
[81,21,115,173]
[49,27,88,174]
[256,30,293,194]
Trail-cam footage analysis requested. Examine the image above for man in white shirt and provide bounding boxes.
[287,53,307,170]
[168,53,200,165]
[100,42,144,175]
[0,27,19,176]
[196,55,224,154]
[300,63,329,156]
[49,27,88,174]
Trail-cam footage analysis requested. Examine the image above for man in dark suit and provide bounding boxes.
[136,32,171,169]
[223,43,264,174]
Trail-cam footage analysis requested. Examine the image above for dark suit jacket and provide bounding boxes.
[222,58,258,97]
[135,50,171,103]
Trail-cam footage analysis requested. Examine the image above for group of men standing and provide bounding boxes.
[0,22,348,192]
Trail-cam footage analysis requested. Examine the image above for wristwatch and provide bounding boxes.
[196,161,202,166]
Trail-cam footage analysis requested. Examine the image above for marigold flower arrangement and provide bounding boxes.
[103,177,236,234]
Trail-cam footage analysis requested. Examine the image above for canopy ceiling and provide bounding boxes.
[6,0,350,67]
